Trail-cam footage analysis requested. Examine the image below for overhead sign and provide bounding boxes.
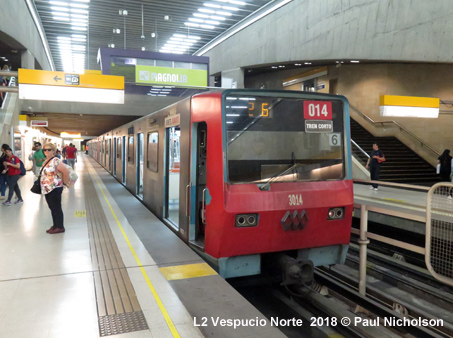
[136,66,207,87]
[165,114,180,128]
[379,95,439,118]
[30,120,48,127]
[18,69,125,104]
[65,74,79,85]
[19,69,124,89]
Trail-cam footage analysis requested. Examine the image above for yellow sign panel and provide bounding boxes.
[379,95,439,108]
[18,69,124,90]
[75,210,87,218]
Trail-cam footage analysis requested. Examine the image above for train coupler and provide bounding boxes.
[278,255,314,285]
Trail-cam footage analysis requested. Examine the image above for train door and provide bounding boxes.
[189,122,207,248]
[108,139,112,171]
[113,137,117,176]
[164,126,181,228]
[122,136,126,184]
[137,133,144,198]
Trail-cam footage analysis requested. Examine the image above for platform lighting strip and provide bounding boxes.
[161,1,250,54]
[47,0,90,73]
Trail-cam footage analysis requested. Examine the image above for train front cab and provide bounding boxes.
[189,90,353,279]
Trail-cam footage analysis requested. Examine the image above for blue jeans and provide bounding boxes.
[67,158,75,169]
[0,173,7,196]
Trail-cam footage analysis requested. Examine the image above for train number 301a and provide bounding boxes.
[288,194,303,206]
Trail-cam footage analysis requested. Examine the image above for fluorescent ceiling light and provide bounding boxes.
[189,18,204,23]
[71,22,87,27]
[72,38,86,42]
[52,11,69,16]
[51,6,69,11]
[54,16,70,21]
[210,15,226,20]
[194,13,209,18]
[223,6,239,11]
[199,8,215,13]
[72,0,90,2]
[71,18,88,23]
[205,20,220,25]
[216,11,232,16]
[71,8,88,14]
[201,24,215,29]
[49,1,68,6]
[174,34,200,39]
[71,14,87,19]
[72,26,87,31]
[72,34,86,38]
[70,3,89,9]
[350,60,360,63]
[72,45,86,50]
[185,22,199,27]
[229,0,246,5]
[57,36,71,40]
[205,3,221,8]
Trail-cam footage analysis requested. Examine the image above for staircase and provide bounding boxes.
[350,118,440,186]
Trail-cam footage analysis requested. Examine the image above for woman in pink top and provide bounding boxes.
[40,143,70,234]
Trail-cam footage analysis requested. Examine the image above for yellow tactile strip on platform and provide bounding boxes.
[160,263,217,280]
[84,172,148,336]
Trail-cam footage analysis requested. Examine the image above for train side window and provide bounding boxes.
[147,131,158,172]
[128,136,134,163]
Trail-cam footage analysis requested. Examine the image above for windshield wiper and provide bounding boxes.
[259,163,303,191]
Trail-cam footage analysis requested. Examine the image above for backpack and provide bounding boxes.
[19,159,26,175]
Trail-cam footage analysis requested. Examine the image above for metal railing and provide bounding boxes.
[353,180,453,296]
[0,71,18,94]
[350,104,440,158]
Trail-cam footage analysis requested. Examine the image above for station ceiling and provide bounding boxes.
[34,0,274,72]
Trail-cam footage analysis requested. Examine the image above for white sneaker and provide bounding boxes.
[374,188,378,191]
[448,196,452,200]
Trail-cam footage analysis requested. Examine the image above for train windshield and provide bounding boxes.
[224,93,345,184]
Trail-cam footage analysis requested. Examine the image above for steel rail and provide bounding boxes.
[315,268,448,338]
[350,104,440,158]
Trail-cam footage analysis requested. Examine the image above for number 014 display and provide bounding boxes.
[303,101,332,120]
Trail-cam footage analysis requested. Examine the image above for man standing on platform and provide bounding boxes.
[66,143,77,169]
[32,142,46,177]
[366,142,385,191]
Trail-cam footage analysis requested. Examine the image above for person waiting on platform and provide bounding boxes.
[0,144,9,199]
[2,146,23,206]
[40,143,70,234]
[65,143,77,169]
[366,142,386,191]
[437,149,453,199]
[31,142,46,177]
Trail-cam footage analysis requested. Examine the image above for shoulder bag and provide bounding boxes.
[30,156,56,194]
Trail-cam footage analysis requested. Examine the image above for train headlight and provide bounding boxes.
[327,207,345,220]
[235,214,259,227]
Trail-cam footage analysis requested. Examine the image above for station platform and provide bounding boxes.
[0,156,285,338]
[353,182,429,235]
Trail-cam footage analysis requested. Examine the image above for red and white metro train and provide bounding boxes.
[88,89,353,284]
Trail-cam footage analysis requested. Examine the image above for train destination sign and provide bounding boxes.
[303,101,333,120]
[305,120,333,133]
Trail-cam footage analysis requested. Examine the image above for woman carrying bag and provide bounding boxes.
[40,143,70,234]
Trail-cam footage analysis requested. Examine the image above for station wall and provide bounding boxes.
[244,63,453,165]
[205,0,453,74]
[0,0,51,70]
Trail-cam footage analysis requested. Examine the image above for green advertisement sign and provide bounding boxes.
[136,66,207,86]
